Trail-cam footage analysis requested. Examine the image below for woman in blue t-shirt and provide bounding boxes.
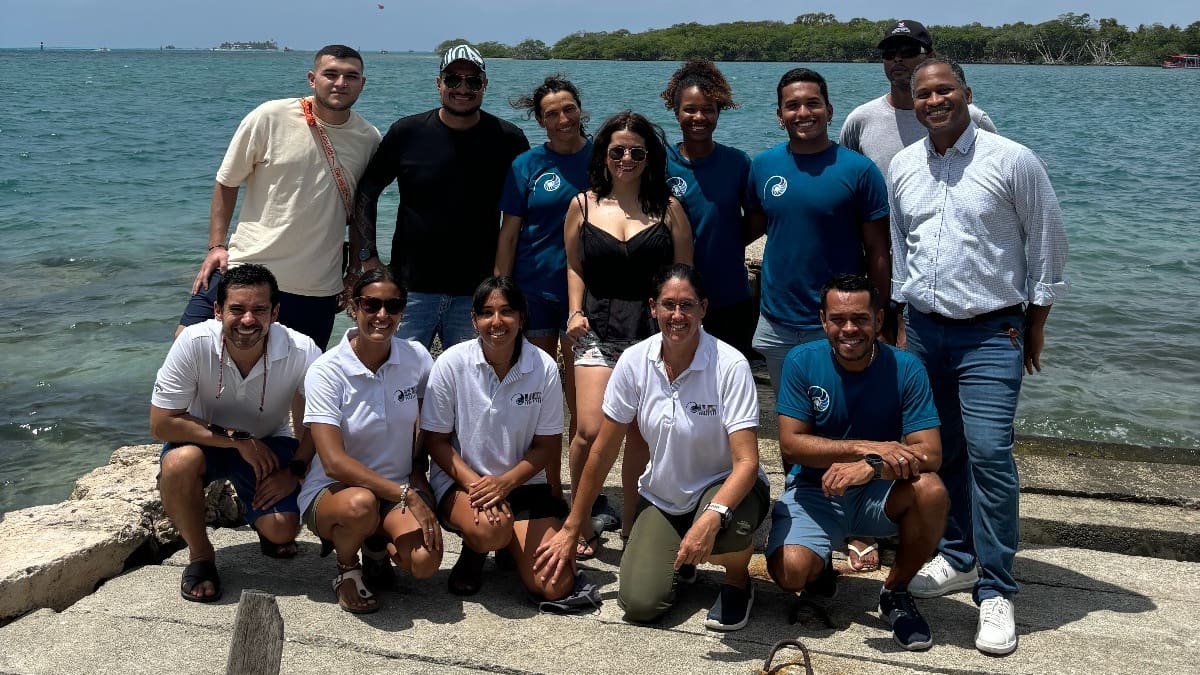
[661,60,756,359]
[496,75,592,496]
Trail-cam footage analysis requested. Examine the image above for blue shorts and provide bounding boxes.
[160,436,301,525]
[179,269,340,350]
[524,293,567,338]
[766,476,898,561]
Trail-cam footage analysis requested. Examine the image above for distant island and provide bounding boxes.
[437,13,1200,66]
[213,40,278,51]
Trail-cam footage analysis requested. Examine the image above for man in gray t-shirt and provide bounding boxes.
[840,19,996,178]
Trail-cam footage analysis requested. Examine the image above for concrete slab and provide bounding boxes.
[1,525,1195,675]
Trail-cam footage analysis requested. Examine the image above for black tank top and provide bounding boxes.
[579,195,674,342]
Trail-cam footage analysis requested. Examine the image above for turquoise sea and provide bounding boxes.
[2,49,1198,513]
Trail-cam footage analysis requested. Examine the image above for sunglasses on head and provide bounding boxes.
[441,73,485,92]
[607,145,648,162]
[356,296,405,315]
[881,44,926,60]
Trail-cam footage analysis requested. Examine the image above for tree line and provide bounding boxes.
[438,13,1200,66]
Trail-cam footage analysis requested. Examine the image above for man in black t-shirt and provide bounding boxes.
[354,43,530,349]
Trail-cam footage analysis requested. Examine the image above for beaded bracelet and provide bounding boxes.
[208,243,227,251]
[398,484,410,513]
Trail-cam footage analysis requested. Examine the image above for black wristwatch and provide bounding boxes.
[358,246,374,263]
[288,459,308,478]
[864,453,884,480]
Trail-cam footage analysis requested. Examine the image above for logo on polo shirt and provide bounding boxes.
[395,386,418,402]
[687,401,718,416]
[808,386,831,413]
[766,175,788,198]
[511,392,543,406]
[667,176,687,198]
[538,172,562,192]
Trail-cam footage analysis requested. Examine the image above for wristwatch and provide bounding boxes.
[864,453,884,480]
[704,502,732,529]
[357,246,374,263]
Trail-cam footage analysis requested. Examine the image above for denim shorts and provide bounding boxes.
[572,331,639,368]
[524,294,567,338]
[159,436,300,525]
[766,475,898,561]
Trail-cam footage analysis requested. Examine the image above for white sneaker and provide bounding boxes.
[975,596,1018,655]
[909,555,978,598]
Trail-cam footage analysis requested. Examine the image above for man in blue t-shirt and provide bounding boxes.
[745,68,891,394]
[765,274,948,651]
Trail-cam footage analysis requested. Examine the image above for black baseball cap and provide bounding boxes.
[878,20,933,51]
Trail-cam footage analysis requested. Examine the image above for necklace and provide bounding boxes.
[216,333,268,413]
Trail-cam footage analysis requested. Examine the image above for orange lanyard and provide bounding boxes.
[300,97,354,224]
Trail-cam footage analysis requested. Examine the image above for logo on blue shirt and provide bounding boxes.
[808,386,831,413]
[687,401,718,416]
[667,176,687,198]
[511,392,543,406]
[766,175,788,198]
[538,172,562,192]
[395,386,418,403]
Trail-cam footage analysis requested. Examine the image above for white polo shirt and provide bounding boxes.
[151,320,321,439]
[299,329,434,514]
[421,338,564,502]
[603,330,765,515]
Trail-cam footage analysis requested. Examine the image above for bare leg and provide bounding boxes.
[508,517,575,600]
[621,423,649,540]
[159,445,216,599]
[569,363,617,555]
[767,545,825,594]
[379,502,442,579]
[710,545,754,588]
[847,536,880,572]
[315,486,381,612]
[530,334,571,496]
[443,487,515,553]
[883,473,949,590]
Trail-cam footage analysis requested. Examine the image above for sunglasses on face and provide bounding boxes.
[881,45,926,60]
[607,145,648,162]
[657,300,700,314]
[355,296,405,315]
[441,73,485,92]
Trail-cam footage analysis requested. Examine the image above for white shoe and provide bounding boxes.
[909,555,978,598]
[975,596,1018,655]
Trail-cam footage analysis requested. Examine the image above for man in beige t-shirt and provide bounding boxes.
[176,44,381,349]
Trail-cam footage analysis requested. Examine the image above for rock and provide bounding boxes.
[0,499,148,620]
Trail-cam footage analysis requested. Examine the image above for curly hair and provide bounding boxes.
[588,111,671,219]
[661,59,738,111]
[510,74,589,135]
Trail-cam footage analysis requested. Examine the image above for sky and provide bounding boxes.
[2,0,1195,50]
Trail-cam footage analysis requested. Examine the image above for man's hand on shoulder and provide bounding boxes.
[192,246,229,294]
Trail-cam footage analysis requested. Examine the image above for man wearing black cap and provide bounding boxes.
[840,20,996,178]
[354,44,529,350]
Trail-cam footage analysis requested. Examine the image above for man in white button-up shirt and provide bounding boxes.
[888,58,1069,656]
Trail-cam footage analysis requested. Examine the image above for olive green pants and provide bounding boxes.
[617,477,770,623]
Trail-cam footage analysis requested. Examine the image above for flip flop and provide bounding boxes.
[847,541,880,572]
[575,533,600,561]
[332,565,378,614]
[180,559,222,603]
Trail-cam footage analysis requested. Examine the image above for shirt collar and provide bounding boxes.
[471,338,536,376]
[332,327,405,377]
[925,120,978,158]
[646,329,714,374]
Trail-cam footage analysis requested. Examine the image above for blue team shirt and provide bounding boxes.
[498,140,592,303]
[745,142,889,330]
[667,143,752,308]
[776,341,939,482]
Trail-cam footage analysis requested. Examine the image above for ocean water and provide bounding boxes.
[1,50,1198,513]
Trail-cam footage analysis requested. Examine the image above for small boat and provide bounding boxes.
[1162,54,1200,69]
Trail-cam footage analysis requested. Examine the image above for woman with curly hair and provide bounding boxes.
[661,59,756,360]
[562,111,693,558]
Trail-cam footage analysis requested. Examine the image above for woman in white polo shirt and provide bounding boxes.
[300,268,442,614]
[422,276,574,602]
[535,263,769,631]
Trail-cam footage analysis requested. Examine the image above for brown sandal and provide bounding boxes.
[332,563,379,614]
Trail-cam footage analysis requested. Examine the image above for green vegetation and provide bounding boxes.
[215,40,278,51]
[442,14,1200,65]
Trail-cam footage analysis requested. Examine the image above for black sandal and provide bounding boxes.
[180,559,222,603]
[448,547,488,596]
[256,530,298,559]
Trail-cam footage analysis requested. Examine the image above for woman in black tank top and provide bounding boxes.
[560,112,693,557]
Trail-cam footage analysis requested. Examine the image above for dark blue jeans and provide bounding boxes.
[905,308,1025,603]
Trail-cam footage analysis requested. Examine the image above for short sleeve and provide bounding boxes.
[719,357,759,435]
[601,351,640,424]
[899,356,940,436]
[151,336,200,411]
[743,160,763,213]
[303,363,346,427]
[419,355,457,434]
[775,350,814,423]
[498,160,528,218]
[215,106,267,187]
[534,358,565,436]
[858,159,890,222]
